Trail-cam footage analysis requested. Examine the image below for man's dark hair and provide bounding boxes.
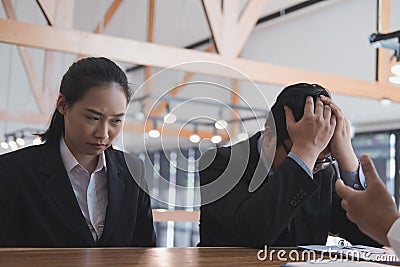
[266,83,331,146]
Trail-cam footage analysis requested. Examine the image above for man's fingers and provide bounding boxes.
[335,179,355,199]
[329,103,344,125]
[319,95,332,103]
[323,104,332,120]
[304,96,314,116]
[360,155,383,188]
[315,98,324,117]
[284,105,295,127]
[320,95,342,114]
[330,113,337,128]
[340,198,349,212]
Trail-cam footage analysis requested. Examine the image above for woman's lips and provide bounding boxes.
[88,143,107,149]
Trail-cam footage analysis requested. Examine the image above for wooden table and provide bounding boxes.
[0,247,301,266]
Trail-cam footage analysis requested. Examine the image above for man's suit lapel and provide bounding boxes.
[99,148,125,244]
[37,142,94,245]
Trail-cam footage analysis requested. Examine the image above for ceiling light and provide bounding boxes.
[8,140,18,150]
[215,120,228,130]
[148,119,160,138]
[148,129,160,138]
[211,135,222,144]
[163,113,177,124]
[189,134,200,143]
[389,76,400,85]
[0,141,8,149]
[16,137,25,146]
[163,102,177,124]
[391,62,400,76]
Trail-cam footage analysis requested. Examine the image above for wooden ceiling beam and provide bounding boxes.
[203,0,267,57]
[1,19,400,102]
[221,0,239,57]
[229,79,240,136]
[93,0,124,34]
[2,0,47,114]
[235,0,268,57]
[376,0,393,83]
[76,0,124,61]
[0,111,48,124]
[43,0,74,111]
[202,0,223,54]
[144,0,155,115]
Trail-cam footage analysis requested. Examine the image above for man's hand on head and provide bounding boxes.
[285,96,336,171]
[319,95,358,172]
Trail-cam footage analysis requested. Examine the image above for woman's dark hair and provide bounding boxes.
[39,57,132,144]
[266,83,331,146]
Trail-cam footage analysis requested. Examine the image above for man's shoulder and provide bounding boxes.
[199,136,257,173]
[199,145,232,170]
[201,135,257,159]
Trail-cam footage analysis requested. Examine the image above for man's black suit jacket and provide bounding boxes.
[0,141,156,247]
[199,132,379,248]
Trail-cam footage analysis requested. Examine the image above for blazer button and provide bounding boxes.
[353,184,360,189]
[290,199,298,207]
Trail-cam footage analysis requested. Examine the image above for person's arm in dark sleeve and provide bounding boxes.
[0,160,24,247]
[130,160,156,247]
[200,149,318,248]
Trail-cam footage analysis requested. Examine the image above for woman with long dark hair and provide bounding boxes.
[0,57,156,247]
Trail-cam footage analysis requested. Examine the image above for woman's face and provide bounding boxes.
[57,83,127,161]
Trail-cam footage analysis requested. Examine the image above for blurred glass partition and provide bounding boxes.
[351,131,400,206]
[140,147,200,247]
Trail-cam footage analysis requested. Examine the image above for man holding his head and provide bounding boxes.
[199,83,379,248]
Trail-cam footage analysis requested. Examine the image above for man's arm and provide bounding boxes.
[320,95,358,172]
[200,150,318,248]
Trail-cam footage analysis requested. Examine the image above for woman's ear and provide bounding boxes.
[56,94,67,115]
